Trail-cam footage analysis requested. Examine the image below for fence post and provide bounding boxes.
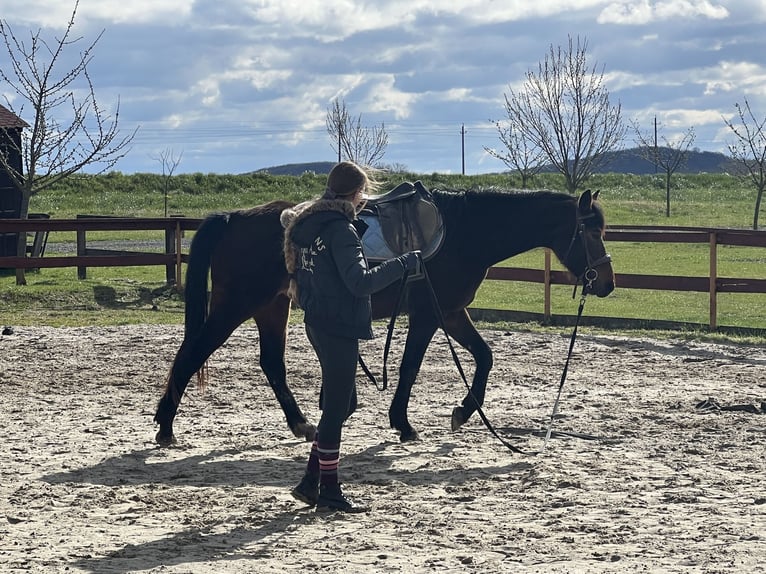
[76,225,87,280]
[164,223,176,285]
[709,231,717,330]
[175,220,182,291]
[544,248,552,322]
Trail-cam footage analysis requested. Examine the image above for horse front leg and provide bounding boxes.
[441,308,493,431]
[255,295,315,441]
[388,317,437,442]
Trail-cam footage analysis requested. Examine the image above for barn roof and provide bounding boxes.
[0,103,28,129]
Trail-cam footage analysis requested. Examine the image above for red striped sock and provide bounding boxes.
[317,442,340,486]
[306,435,320,475]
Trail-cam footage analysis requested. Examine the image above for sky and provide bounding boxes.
[1,0,765,175]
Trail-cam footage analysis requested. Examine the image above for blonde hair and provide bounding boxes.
[324,161,381,199]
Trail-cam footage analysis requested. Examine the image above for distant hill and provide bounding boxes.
[254,161,335,176]
[589,146,733,174]
[255,148,733,176]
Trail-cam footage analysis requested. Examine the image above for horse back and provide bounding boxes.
[209,200,295,298]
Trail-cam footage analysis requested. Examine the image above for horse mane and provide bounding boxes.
[432,186,606,229]
[431,186,571,218]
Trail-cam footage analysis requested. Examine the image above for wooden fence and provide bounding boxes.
[1,218,765,331]
[483,225,766,330]
[0,216,201,286]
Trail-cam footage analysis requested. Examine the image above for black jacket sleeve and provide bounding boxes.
[327,220,408,296]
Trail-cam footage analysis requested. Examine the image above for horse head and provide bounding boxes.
[560,189,615,298]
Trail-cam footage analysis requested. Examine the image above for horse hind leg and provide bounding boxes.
[154,304,247,446]
[255,294,315,441]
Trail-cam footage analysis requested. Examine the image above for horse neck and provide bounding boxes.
[461,191,576,267]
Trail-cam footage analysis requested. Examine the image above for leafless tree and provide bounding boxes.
[485,116,546,188]
[0,0,137,284]
[502,35,625,193]
[723,99,766,229]
[632,120,696,217]
[326,97,388,167]
[151,148,183,217]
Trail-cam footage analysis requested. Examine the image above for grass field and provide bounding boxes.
[1,170,764,342]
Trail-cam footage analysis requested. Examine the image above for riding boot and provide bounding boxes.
[316,483,370,514]
[291,434,320,506]
[291,472,320,507]
[315,441,369,513]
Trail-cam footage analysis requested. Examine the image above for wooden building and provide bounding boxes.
[0,103,29,257]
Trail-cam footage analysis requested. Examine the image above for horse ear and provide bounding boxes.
[592,190,600,201]
[578,189,593,212]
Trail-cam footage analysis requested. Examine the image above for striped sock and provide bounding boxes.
[306,435,320,476]
[317,442,340,487]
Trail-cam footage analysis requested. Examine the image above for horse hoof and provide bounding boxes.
[451,406,467,431]
[399,429,420,442]
[155,431,177,447]
[293,422,317,442]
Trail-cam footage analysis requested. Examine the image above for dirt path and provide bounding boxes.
[1,324,764,573]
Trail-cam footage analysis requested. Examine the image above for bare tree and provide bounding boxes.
[485,116,546,188]
[502,35,625,193]
[151,148,183,217]
[724,99,766,229]
[0,0,136,284]
[633,119,696,217]
[326,97,388,167]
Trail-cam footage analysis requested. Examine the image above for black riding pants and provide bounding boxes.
[305,324,359,445]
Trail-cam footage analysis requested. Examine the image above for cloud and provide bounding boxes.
[598,0,729,25]
[2,0,765,173]
[2,0,194,28]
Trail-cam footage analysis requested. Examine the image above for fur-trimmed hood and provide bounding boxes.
[280,198,356,276]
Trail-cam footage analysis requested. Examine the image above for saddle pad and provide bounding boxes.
[359,201,445,262]
[359,215,398,261]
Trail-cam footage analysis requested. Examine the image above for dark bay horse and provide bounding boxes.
[154,187,614,446]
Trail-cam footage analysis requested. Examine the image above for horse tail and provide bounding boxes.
[183,212,231,391]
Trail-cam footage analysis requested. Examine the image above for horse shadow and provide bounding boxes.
[41,439,533,490]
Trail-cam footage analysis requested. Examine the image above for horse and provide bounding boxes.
[153,187,615,446]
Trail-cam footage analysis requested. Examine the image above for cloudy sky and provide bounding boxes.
[1,0,765,174]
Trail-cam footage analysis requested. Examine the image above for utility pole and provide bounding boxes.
[654,116,658,174]
[461,124,466,175]
[337,125,342,163]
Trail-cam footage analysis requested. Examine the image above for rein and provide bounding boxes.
[418,262,527,455]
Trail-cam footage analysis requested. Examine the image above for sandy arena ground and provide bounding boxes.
[0,322,764,573]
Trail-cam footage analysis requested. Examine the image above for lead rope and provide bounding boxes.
[541,289,587,452]
[418,260,526,455]
[374,256,597,456]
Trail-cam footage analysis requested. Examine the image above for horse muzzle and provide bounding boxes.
[581,256,615,298]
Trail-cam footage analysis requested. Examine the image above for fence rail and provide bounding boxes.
[0,217,201,285]
[1,218,764,330]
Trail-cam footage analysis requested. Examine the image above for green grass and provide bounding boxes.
[1,170,764,343]
[472,238,766,330]
[0,267,186,326]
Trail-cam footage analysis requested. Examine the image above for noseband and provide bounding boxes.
[563,212,612,294]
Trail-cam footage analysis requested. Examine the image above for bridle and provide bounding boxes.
[562,211,612,296]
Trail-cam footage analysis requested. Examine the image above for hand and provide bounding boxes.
[403,250,421,272]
